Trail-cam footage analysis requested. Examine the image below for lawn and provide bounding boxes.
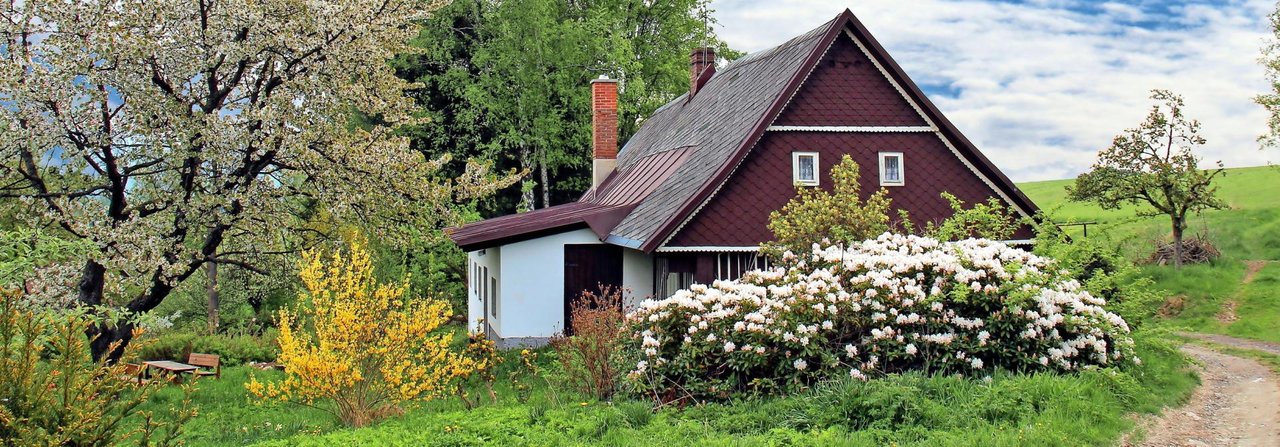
[1018,165,1280,342]
[142,333,1196,446]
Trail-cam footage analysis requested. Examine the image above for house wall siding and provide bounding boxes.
[476,229,656,347]
[668,132,1032,247]
[497,229,602,342]
[773,32,926,127]
[467,247,502,335]
[667,33,1033,248]
[622,248,654,306]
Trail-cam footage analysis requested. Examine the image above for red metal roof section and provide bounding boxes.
[592,147,692,206]
[448,147,692,251]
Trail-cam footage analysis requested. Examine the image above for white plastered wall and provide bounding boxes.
[621,248,654,309]
[467,246,502,334]
[469,229,658,341]
[497,228,602,339]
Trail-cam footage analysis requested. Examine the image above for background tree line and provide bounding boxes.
[395,0,736,215]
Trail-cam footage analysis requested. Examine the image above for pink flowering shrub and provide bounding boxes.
[623,234,1138,400]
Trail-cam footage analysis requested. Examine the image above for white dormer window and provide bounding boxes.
[879,152,904,186]
[792,152,819,186]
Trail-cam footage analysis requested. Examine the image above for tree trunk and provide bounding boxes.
[77,260,133,362]
[539,152,550,209]
[1171,216,1185,270]
[206,260,220,333]
[519,145,534,212]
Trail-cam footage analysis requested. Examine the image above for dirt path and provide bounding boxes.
[1183,333,1280,357]
[1215,260,1268,324]
[1135,343,1280,446]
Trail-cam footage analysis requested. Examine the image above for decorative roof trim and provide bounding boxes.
[1002,239,1035,246]
[766,125,935,133]
[655,246,760,253]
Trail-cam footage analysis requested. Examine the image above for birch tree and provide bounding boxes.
[0,0,515,360]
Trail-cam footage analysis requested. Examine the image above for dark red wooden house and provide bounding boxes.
[449,9,1039,347]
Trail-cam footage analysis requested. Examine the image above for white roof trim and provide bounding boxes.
[1001,239,1035,245]
[767,125,935,132]
[656,246,760,253]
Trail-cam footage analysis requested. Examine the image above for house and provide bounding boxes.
[448,9,1040,347]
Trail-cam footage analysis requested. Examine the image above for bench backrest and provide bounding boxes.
[187,353,220,369]
[122,363,144,376]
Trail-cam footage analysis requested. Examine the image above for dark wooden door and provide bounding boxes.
[563,244,623,335]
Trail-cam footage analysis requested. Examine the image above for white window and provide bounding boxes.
[792,152,819,186]
[879,152,904,186]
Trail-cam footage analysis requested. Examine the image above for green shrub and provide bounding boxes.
[135,330,278,366]
[925,192,1021,242]
[1033,224,1164,328]
[0,290,194,446]
[624,234,1138,401]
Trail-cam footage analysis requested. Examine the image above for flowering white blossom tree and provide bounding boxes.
[0,0,515,360]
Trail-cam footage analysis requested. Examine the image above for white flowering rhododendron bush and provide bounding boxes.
[623,234,1138,399]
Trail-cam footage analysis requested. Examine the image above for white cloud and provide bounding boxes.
[709,0,1280,181]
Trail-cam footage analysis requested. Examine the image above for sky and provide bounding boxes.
[708,0,1280,182]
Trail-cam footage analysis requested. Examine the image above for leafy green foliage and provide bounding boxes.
[1031,223,1164,329]
[134,331,280,367]
[1067,90,1225,268]
[0,229,91,287]
[395,0,735,213]
[925,193,1022,242]
[1254,2,1280,149]
[766,155,892,253]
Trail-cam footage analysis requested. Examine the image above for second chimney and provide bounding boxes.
[690,47,716,97]
[591,75,618,188]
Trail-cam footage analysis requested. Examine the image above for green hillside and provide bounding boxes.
[1018,165,1280,342]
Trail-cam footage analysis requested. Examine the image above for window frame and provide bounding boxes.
[490,277,498,317]
[878,152,904,186]
[792,152,820,186]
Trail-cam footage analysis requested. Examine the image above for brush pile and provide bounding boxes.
[1147,235,1220,265]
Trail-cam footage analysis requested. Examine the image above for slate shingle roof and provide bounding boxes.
[603,18,835,248]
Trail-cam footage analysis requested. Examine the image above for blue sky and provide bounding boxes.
[709,0,1280,181]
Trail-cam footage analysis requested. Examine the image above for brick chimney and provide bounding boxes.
[591,75,618,187]
[690,47,716,97]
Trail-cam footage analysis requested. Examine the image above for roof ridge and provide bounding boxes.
[634,10,853,252]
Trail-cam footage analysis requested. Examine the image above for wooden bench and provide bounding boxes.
[121,363,149,385]
[186,353,221,379]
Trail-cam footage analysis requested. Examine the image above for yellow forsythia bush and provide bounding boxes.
[246,238,475,427]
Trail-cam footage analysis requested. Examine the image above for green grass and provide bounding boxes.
[1019,165,1280,342]
[140,367,338,446]
[1019,166,1280,261]
[148,333,1196,447]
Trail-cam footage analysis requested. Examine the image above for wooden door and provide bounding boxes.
[563,244,623,335]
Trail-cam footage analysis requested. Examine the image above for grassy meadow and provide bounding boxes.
[1018,165,1280,342]
[143,334,1195,447]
